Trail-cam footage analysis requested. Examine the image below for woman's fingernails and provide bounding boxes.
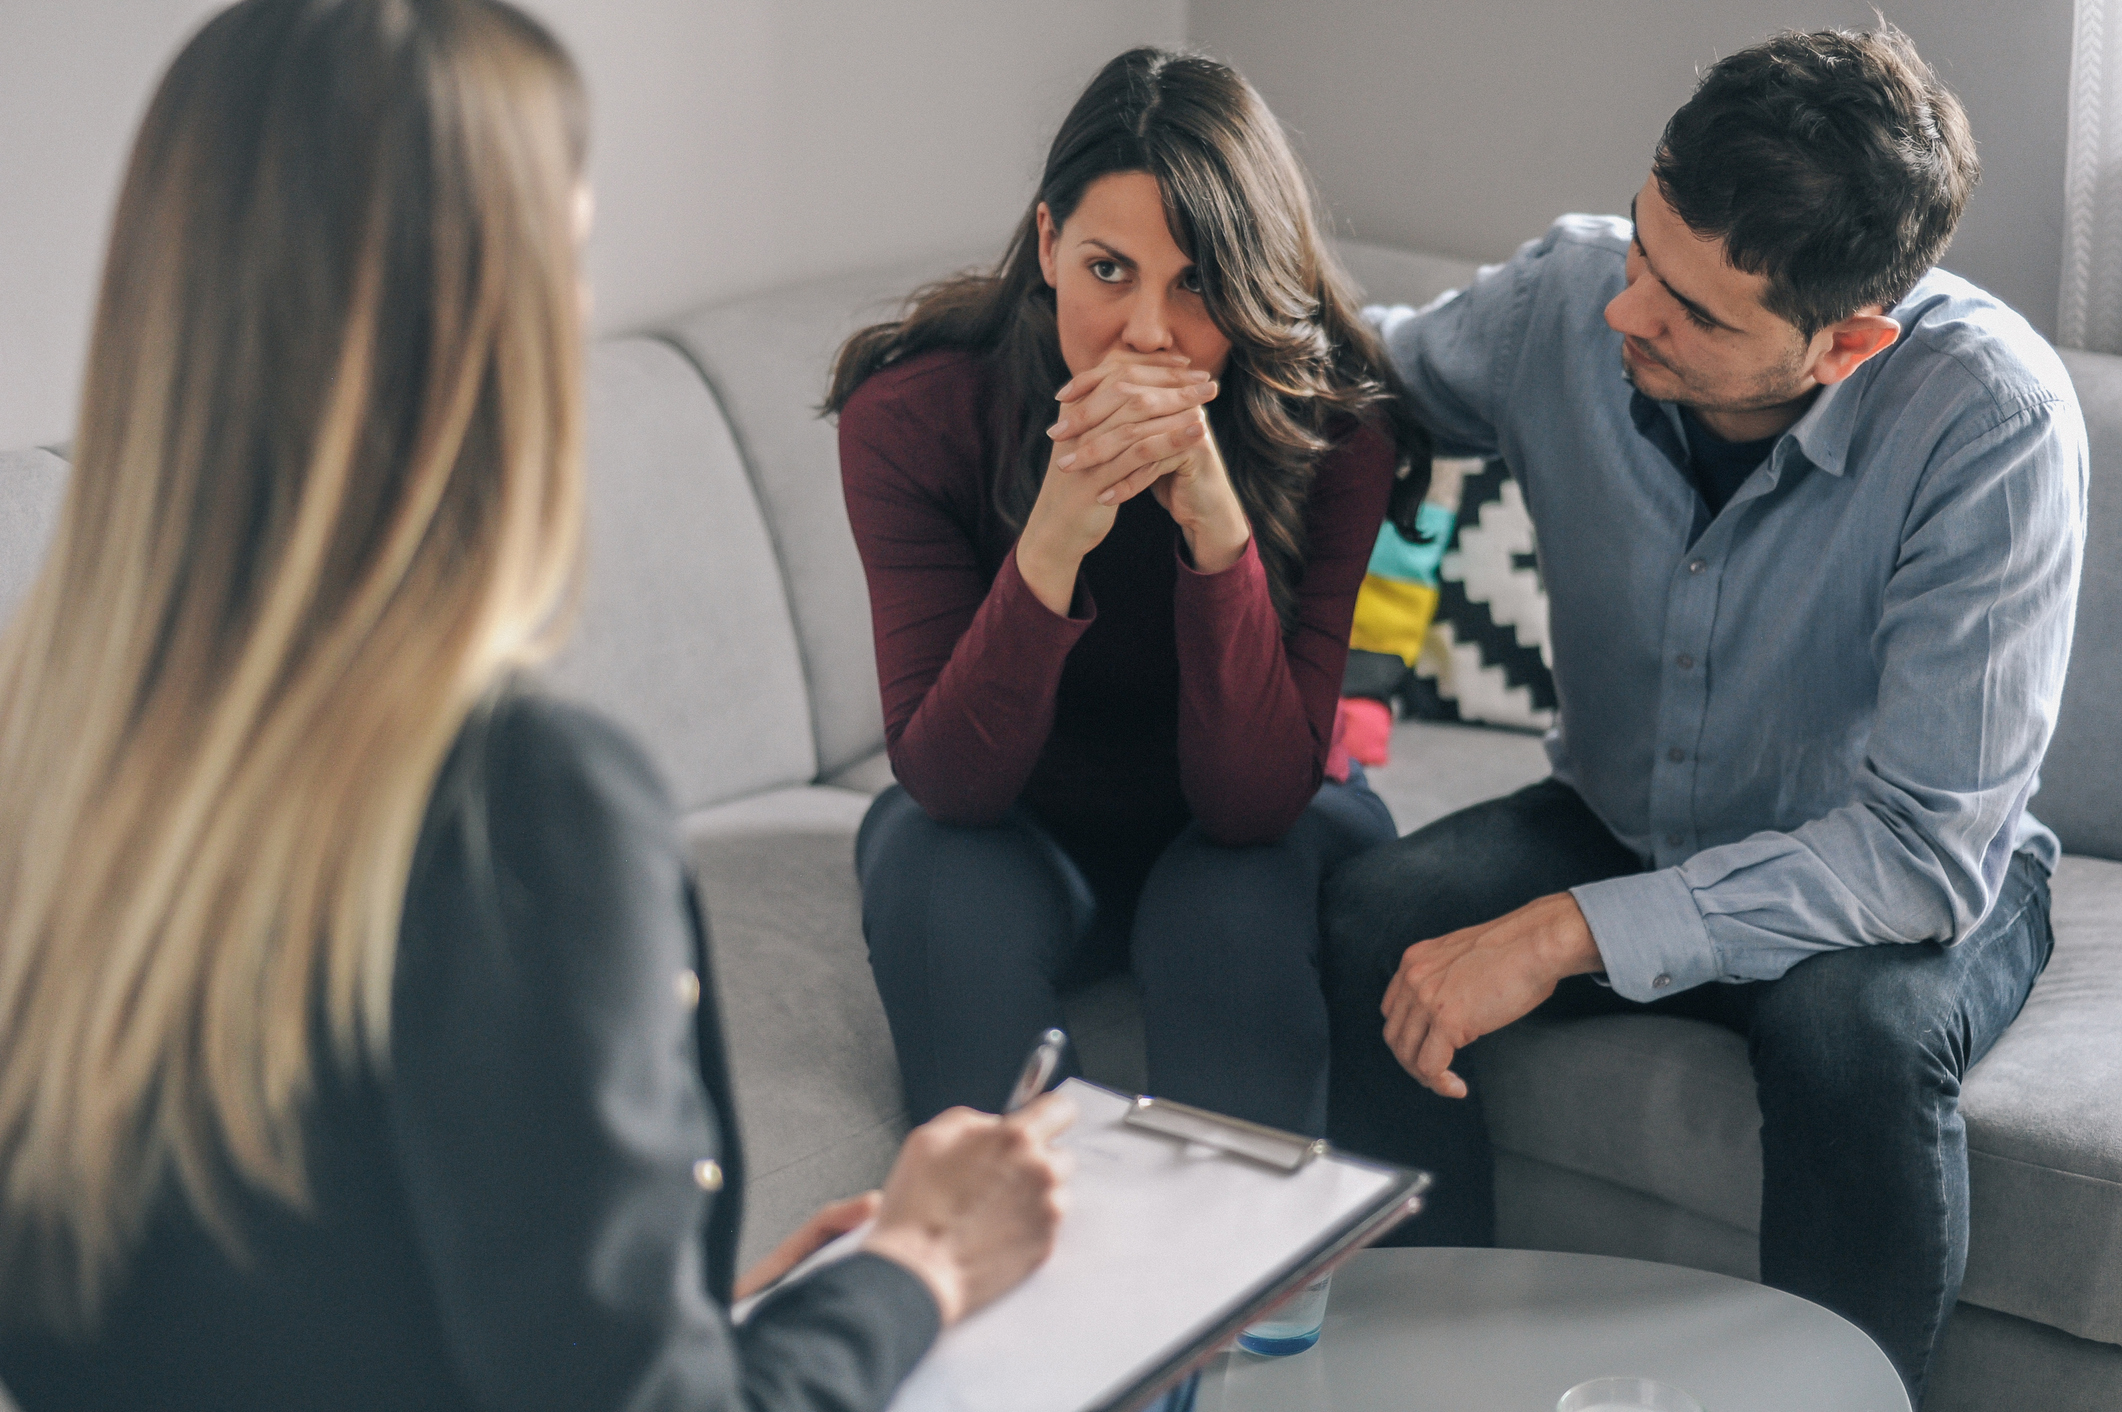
[1047,421,1067,439]
[1097,489,1116,504]
[1055,379,1076,400]
[1056,453,1077,470]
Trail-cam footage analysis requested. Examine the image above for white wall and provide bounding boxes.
[0,0,1185,449]
[1190,0,2073,339]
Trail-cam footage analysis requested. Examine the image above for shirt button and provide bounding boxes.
[1652,974,1674,990]
[693,1159,724,1193]
[1666,832,1683,846]
[1675,653,1694,670]
[674,969,701,1010]
[1688,559,1707,574]
[1667,747,1686,763]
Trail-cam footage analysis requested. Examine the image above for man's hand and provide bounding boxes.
[1381,892,1605,1098]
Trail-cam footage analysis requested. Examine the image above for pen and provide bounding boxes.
[1003,1028,1068,1113]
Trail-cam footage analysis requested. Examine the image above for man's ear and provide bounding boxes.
[1036,203,1059,289]
[1811,311,1901,387]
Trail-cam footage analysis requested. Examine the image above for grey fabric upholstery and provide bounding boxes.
[2040,348,2122,862]
[820,748,896,797]
[661,251,988,778]
[544,337,817,814]
[0,447,68,619]
[1338,239,1482,309]
[1492,1150,1759,1280]
[1960,854,2122,1344]
[1477,1015,1763,1233]
[683,785,903,1272]
[1369,719,1552,833]
[1927,1301,2122,1412]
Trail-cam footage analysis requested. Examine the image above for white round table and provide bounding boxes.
[1194,1248,1911,1412]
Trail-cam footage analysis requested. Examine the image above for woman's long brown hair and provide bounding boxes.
[827,48,1428,631]
[0,0,586,1333]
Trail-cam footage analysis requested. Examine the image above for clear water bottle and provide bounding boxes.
[1236,1272,1331,1356]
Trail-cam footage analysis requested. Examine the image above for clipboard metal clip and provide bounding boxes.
[1123,1095,1330,1172]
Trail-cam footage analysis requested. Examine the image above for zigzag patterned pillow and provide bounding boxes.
[1408,457,1556,731]
[1346,457,1557,733]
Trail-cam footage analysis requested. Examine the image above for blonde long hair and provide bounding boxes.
[0,0,587,1331]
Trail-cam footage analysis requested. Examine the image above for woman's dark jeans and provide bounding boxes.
[1319,777,2055,1407]
[856,768,1396,1135]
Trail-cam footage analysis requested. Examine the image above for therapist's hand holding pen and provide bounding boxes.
[861,1030,1077,1325]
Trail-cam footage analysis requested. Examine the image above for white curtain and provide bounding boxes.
[2062,0,2122,351]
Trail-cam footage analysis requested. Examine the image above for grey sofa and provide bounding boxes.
[0,240,2113,1411]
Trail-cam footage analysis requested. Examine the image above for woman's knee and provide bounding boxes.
[856,787,1092,964]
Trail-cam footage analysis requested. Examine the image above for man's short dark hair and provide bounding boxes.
[1653,26,1978,338]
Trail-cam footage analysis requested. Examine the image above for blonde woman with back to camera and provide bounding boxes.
[0,2,1070,1409]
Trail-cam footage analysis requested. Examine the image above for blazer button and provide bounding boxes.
[674,969,701,1009]
[1688,558,1707,574]
[693,1159,724,1193]
[1652,974,1674,989]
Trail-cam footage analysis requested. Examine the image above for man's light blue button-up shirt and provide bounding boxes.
[1373,216,2087,1002]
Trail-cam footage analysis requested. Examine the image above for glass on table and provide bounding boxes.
[1236,1272,1332,1356]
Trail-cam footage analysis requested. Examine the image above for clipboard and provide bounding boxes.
[743,1079,1429,1412]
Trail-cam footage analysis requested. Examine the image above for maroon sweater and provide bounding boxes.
[838,348,1394,850]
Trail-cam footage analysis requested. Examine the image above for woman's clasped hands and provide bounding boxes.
[1015,352,1253,615]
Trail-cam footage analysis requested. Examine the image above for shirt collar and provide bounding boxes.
[1628,370,1863,479]
[1784,373,1860,477]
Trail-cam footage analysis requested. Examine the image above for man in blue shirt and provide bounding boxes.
[1323,27,2085,1403]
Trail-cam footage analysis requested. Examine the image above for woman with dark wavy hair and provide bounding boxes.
[828,48,1427,1135]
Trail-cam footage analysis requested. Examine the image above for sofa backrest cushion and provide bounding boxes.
[541,336,816,813]
[662,250,987,778]
[0,448,68,620]
[2039,350,2122,862]
[1337,239,1483,310]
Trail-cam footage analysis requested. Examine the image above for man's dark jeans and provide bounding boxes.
[1320,778,2054,1407]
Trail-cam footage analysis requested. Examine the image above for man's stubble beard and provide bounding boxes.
[1620,337,1814,420]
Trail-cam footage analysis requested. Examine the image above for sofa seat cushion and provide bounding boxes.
[1959,854,2122,1345]
[683,785,904,1272]
[1476,853,2122,1347]
[1368,718,1554,834]
[1476,1014,1763,1233]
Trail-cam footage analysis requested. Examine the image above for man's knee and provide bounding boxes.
[1320,839,1425,1000]
[1750,947,1960,1105]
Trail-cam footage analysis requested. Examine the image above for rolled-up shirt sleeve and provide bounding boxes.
[1575,398,2085,1000]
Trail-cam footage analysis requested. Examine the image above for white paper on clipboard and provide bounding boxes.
[867,1078,1402,1412]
